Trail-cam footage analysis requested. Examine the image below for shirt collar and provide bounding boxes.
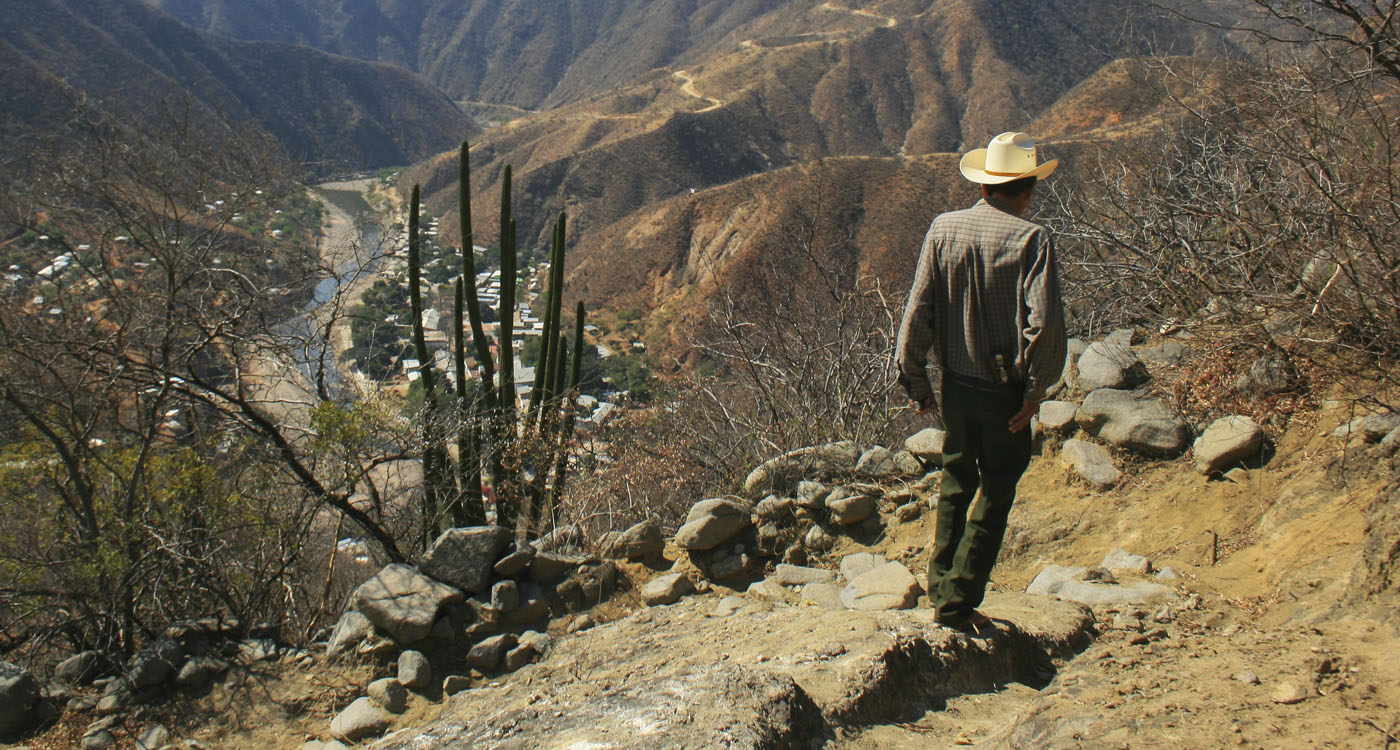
[977,196,1020,215]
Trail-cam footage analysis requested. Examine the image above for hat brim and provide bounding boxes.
[959,148,1059,184]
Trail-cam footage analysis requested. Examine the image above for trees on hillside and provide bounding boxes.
[0,104,416,655]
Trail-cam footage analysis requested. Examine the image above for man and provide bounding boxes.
[895,131,1067,630]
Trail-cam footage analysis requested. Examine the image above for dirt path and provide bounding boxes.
[672,69,723,113]
[820,2,898,28]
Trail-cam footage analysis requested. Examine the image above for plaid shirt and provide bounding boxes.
[896,197,1067,404]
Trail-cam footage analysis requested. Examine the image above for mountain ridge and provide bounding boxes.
[1,0,478,170]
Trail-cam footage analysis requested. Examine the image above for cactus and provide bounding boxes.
[408,142,584,541]
[407,186,450,538]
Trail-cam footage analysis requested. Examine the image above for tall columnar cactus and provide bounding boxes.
[407,186,450,539]
[412,141,585,539]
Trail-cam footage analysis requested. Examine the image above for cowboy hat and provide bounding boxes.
[959,132,1058,184]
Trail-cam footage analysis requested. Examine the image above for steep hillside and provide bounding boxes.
[150,0,794,109]
[0,0,477,170]
[394,1,1233,366]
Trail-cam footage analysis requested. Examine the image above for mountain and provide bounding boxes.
[149,0,800,110]
[383,0,1234,364]
[0,0,477,170]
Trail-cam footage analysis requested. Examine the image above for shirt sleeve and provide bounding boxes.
[1021,229,1067,402]
[895,226,939,404]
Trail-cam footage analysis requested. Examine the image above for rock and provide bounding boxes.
[708,553,753,581]
[330,697,392,742]
[742,441,863,496]
[534,524,584,552]
[642,573,693,606]
[357,636,397,659]
[1076,337,1150,391]
[774,564,836,586]
[895,501,923,523]
[674,498,754,551]
[442,675,471,696]
[397,651,432,690]
[1060,337,1088,389]
[1381,425,1400,455]
[904,428,946,463]
[418,526,513,594]
[368,677,407,713]
[1109,613,1143,631]
[488,580,519,612]
[1077,389,1191,455]
[566,615,594,634]
[1058,439,1121,490]
[82,730,116,750]
[746,579,791,602]
[350,564,464,644]
[1156,566,1181,581]
[1026,565,1089,596]
[0,662,40,734]
[504,644,538,672]
[854,446,899,478]
[803,525,834,552]
[492,544,536,578]
[529,551,594,584]
[1361,413,1400,442]
[327,610,374,656]
[1055,579,1176,608]
[1037,401,1080,434]
[1100,549,1153,575]
[840,561,922,610]
[1271,681,1313,704]
[94,693,125,716]
[135,723,170,750]
[840,552,886,581]
[54,651,111,686]
[1137,340,1191,366]
[504,588,550,626]
[126,639,185,690]
[711,596,747,617]
[174,657,228,690]
[800,582,845,609]
[600,520,664,561]
[466,634,517,672]
[755,495,793,521]
[238,638,278,662]
[1234,670,1260,685]
[892,450,925,476]
[826,490,876,526]
[794,481,832,509]
[1194,416,1264,475]
[518,630,552,656]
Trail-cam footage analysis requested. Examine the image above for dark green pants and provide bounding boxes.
[928,376,1032,624]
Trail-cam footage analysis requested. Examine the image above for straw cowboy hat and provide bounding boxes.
[959,132,1058,184]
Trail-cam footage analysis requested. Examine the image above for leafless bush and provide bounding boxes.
[1047,16,1400,413]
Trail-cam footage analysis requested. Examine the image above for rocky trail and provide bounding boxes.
[6,328,1400,749]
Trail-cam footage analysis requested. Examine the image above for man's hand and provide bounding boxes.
[1008,398,1037,434]
[912,397,946,429]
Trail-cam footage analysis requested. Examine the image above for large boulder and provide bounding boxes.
[674,498,753,551]
[0,662,39,734]
[599,520,664,561]
[1077,389,1191,455]
[1059,439,1121,491]
[840,561,922,610]
[854,446,900,478]
[54,651,111,686]
[350,564,464,644]
[903,429,946,463]
[825,490,876,526]
[418,526,513,594]
[1076,337,1150,391]
[641,573,694,606]
[330,697,391,742]
[126,639,185,690]
[1037,401,1080,434]
[1193,415,1264,475]
[1334,413,1400,443]
[326,610,374,656]
[741,442,863,496]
